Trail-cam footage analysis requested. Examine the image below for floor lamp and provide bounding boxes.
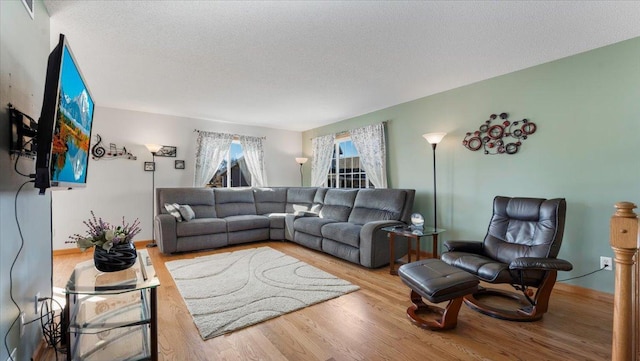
[145,144,162,247]
[295,157,308,186]
[422,133,446,230]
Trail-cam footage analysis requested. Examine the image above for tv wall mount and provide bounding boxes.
[8,103,38,158]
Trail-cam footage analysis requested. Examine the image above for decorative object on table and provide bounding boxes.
[154,145,177,157]
[295,157,308,186]
[144,144,163,247]
[174,160,185,169]
[67,211,141,272]
[410,213,425,230]
[423,132,446,233]
[165,247,359,340]
[462,113,536,155]
[91,134,137,160]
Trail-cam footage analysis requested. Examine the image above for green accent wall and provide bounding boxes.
[302,37,640,293]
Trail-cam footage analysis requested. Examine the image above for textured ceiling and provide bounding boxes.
[43,1,640,131]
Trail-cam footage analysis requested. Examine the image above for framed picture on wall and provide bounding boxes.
[175,160,185,169]
[155,146,177,157]
[144,162,155,171]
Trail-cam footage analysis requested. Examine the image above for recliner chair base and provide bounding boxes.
[463,271,557,322]
[463,288,544,321]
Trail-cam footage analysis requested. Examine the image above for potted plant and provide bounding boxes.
[69,211,141,272]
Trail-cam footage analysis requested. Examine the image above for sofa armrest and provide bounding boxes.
[155,214,178,254]
[359,220,405,268]
[360,220,404,242]
[509,257,573,272]
[443,240,483,253]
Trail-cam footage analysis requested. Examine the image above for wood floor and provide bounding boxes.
[43,241,613,361]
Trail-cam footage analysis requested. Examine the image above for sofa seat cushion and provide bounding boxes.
[176,218,227,237]
[264,213,286,229]
[294,217,337,237]
[225,215,270,232]
[321,222,362,248]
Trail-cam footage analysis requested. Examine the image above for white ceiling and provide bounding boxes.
[43,1,640,132]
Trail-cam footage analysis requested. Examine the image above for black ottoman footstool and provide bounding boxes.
[398,259,479,330]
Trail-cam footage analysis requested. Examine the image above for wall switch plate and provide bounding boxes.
[600,256,613,271]
[19,312,25,337]
[35,292,40,314]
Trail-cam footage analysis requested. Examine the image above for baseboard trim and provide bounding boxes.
[53,240,153,256]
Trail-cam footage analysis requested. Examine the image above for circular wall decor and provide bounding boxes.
[462,113,536,155]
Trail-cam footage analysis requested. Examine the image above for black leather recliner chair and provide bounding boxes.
[441,196,573,321]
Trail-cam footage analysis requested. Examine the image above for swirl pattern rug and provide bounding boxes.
[165,247,360,340]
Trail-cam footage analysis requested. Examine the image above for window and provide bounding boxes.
[326,138,373,189]
[209,141,251,187]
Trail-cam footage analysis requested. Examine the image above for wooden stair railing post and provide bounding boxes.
[609,201,638,361]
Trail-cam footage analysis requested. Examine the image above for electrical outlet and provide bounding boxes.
[19,312,25,337]
[600,256,613,271]
[35,292,40,314]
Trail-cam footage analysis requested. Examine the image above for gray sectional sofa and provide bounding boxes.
[155,187,415,268]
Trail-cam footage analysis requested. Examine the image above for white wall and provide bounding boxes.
[52,106,302,250]
[1,1,52,360]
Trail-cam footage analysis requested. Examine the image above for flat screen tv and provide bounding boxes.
[35,34,95,194]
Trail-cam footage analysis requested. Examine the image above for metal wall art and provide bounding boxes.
[91,134,137,160]
[462,113,536,155]
[155,145,177,157]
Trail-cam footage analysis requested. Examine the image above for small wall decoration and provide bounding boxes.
[144,162,155,171]
[155,146,177,157]
[91,134,137,160]
[174,160,185,169]
[462,113,536,155]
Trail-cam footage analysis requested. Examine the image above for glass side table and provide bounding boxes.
[65,249,159,361]
[381,226,446,275]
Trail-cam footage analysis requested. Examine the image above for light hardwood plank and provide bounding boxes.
[41,241,613,361]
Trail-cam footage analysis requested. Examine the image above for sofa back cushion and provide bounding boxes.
[319,189,358,222]
[254,187,287,214]
[157,188,216,218]
[214,188,257,218]
[348,189,407,225]
[285,188,318,213]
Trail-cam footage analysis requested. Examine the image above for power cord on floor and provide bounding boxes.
[557,265,607,282]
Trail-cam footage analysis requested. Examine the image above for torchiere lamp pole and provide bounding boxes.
[145,144,162,247]
[422,133,446,231]
[295,157,308,186]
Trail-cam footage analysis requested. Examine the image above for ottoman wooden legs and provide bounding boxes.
[407,290,464,331]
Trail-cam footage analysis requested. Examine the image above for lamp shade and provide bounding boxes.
[295,157,308,164]
[422,132,447,144]
[145,144,162,153]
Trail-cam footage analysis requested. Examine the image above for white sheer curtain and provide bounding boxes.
[238,135,267,187]
[193,131,234,187]
[311,134,335,187]
[350,123,388,188]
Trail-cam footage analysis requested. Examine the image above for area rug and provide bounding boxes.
[165,247,360,340]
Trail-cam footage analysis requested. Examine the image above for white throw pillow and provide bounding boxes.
[164,203,183,222]
[178,205,195,221]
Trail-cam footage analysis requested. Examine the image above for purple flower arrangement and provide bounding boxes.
[68,211,141,252]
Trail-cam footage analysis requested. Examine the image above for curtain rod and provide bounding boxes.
[310,120,388,140]
[194,129,266,140]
